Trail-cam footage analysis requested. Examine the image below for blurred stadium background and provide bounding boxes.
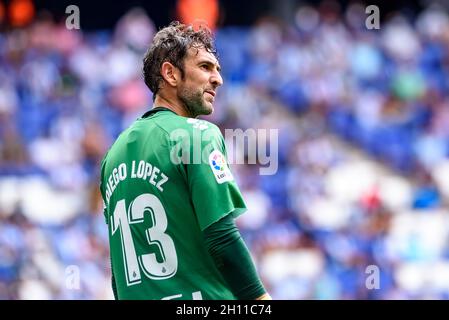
[1,0,449,299]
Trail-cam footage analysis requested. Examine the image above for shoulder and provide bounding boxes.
[156,114,222,139]
[186,118,222,137]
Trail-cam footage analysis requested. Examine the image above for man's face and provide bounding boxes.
[177,47,223,118]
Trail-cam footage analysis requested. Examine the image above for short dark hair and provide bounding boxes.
[142,21,217,98]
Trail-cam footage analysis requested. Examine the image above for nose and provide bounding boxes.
[211,70,223,88]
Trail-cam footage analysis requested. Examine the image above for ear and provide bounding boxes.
[160,62,179,87]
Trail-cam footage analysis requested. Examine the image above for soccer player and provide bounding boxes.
[99,21,271,300]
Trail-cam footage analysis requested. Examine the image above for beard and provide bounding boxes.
[178,85,213,118]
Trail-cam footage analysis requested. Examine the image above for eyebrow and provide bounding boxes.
[199,60,221,72]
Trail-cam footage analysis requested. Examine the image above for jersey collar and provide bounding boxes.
[141,107,177,119]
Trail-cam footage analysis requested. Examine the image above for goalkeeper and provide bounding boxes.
[99,21,271,300]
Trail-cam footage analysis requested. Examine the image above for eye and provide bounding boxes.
[200,64,210,70]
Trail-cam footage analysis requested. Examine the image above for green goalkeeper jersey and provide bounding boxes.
[99,107,247,300]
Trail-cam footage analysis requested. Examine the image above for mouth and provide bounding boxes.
[204,90,216,97]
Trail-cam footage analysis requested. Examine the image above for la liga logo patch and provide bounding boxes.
[209,150,233,184]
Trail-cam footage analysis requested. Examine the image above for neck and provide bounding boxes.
[153,94,189,117]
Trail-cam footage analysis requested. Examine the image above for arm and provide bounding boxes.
[203,214,271,300]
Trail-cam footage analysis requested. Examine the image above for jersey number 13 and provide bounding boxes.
[110,193,178,286]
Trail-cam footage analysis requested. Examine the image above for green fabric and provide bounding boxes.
[99,108,247,300]
[111,259,118,300]
[203,214,267,300]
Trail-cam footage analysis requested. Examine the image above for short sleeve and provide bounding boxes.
[186,125,247,231]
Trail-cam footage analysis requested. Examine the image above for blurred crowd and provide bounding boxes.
[2,1,449,299]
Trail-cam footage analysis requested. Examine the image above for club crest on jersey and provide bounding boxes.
[187,118,209,130]
[209,150,233,184]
